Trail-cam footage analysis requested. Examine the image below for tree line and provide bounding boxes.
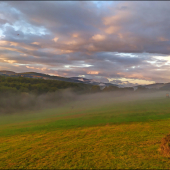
[0,76,92,95]
[0,75,137,96]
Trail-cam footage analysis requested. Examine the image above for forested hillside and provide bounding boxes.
[0,76,92,95]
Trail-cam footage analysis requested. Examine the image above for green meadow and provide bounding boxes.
[0,92,170,169]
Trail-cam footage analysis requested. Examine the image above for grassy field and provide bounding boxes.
[0,92,170,169]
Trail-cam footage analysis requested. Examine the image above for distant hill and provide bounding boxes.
[0,70,170,91]
[0,70,80,82]
[144,83,165,89]
[70,77,118,88]
[159,83,170,90]
[133,83,170,91]
[0,71,118,89]
[0,70,16,75]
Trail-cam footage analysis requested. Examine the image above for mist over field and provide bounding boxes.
[0,89,77,114]
[0,88,168,115]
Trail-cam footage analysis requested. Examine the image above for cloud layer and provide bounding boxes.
[0,1,170,86]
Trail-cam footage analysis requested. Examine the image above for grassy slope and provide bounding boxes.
[0,95,170,169]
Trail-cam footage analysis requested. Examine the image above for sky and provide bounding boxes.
[0,1,170,87]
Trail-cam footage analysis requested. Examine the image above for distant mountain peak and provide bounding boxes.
[0,70,16,75]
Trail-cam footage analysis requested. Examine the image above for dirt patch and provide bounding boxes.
[160,134,170,157]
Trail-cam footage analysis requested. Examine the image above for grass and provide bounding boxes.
[0,94,170,169]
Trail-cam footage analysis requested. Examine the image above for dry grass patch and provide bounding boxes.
[160,134,170,157]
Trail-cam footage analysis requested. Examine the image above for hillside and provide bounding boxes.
[134,83,170,91]
[0,71,118,88]
[1,70,170,92]
[0,75,93,95]
[0,70,16,75]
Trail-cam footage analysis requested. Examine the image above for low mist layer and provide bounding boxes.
[0,86,168,115]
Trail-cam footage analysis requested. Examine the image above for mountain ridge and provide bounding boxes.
[0,70,170,90]
[0,70,118,88]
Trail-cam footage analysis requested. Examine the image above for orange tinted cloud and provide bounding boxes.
[87,71,99,75]
[53,37,59,42]
[31,42,40,45]
[72,34,79,38]
[92,34,105,41]
[26,66,49,71]
[158,37,169,42]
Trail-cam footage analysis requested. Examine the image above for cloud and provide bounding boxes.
[87,71,99,75]
[92,34,105,41]
[0,1,170,86]
[52,37,58,42]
